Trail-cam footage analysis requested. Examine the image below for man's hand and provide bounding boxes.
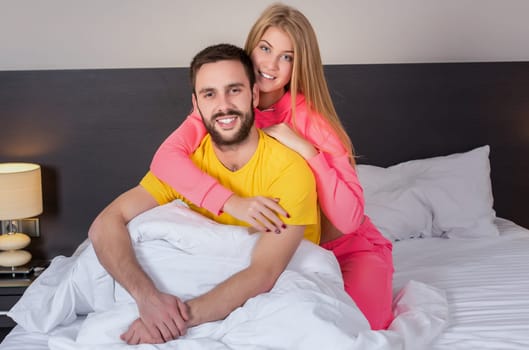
[121,318,163,345]
[222,194,289,233]
[262,123,318,160]
[125,290,189,344]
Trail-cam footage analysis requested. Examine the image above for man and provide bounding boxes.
[88,44,320,345]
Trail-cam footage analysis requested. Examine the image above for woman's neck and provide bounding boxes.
[258,89,286,110]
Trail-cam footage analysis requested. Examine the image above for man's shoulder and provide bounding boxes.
[190,133,213,158]
[259,131,307,166]
[258,131,314,184]
[259,130,295,155]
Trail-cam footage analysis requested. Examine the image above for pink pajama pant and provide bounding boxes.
[321,218,394,330]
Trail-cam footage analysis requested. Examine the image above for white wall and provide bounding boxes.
[1,0,528,70]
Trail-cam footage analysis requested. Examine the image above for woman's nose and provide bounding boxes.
[263,56,278,71]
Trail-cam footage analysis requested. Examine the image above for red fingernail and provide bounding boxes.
[282,224,287,229]
[266,229,271,232]
[286,213,290,218]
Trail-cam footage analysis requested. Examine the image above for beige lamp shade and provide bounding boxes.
[0,163,43,220]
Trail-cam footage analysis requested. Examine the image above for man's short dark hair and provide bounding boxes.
[189,44,255,94]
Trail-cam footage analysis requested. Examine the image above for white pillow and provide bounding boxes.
[357,145,498,240]
[357,164,433,241]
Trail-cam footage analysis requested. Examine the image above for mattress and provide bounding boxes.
[2,218,528,350]
[392,218,529,349]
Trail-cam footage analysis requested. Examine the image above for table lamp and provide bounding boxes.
[0,163,43,268]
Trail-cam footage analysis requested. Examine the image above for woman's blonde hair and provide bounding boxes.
[245,3,355,162]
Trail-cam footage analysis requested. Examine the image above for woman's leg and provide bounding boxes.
[322,235,394,330]
[339,248,393,330]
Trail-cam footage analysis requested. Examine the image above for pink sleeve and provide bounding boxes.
[150,112,233,214]
[296,109,365,233]
[306,152,365,233]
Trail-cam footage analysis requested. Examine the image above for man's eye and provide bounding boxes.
[230,88,241,94]
[203,92,214,98]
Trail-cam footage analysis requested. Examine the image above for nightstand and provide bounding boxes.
[0,263,47,342]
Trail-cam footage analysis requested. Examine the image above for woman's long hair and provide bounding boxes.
[245,3,355,163]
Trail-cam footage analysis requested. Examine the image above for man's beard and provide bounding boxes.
[199,102,255,147]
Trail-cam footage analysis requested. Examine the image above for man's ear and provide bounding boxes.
[252,84,259,108]
[192,93,198,111]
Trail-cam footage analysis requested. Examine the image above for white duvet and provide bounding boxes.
[8,201,447,350]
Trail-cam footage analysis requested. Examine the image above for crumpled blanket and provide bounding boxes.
[9,200,448,350]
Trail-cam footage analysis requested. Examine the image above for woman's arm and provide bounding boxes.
[151,113,287,232]
[263,119,365,234]
[150,113,232,214]
[306,151,365,233]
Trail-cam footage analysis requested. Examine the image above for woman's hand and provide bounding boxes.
[223,194,289,234]
[262,123,318,159]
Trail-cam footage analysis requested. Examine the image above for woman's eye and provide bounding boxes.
[260,45,270,53]
[281,55,293,62]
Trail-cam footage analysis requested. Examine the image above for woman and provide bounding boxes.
[151,3,393,330]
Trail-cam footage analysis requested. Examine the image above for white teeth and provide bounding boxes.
[217,117,236,124]
[260,71,275,80]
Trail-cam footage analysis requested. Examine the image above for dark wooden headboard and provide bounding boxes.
[1,62,528,259]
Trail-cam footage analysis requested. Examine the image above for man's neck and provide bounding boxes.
[213,127,260,172]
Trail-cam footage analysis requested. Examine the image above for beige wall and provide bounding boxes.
[1,0,528,70]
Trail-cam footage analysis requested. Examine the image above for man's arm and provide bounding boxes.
[186,224,305,326]
[88,185,188,342]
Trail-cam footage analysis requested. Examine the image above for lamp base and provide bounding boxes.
[0,265,34,276]
[0,232,32,267]
[0,232,31,250]
[0,250,32,267]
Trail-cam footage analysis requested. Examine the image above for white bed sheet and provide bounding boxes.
[1,319,83,350]
[4,216,527,350]
[392,218,529,349]
[1,202,446,350]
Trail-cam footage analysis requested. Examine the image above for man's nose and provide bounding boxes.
[216,93,232,112]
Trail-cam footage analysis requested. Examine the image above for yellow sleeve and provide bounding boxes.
[266,155,320,243]
[139,171,187,205]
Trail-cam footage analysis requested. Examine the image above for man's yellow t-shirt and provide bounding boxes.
[141,129,320,244]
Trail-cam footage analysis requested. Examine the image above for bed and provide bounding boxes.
[1,62,529,349]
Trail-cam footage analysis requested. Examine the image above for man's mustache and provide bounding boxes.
[212,109,243,120]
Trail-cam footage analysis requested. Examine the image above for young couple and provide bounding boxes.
[88,3,394,345]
